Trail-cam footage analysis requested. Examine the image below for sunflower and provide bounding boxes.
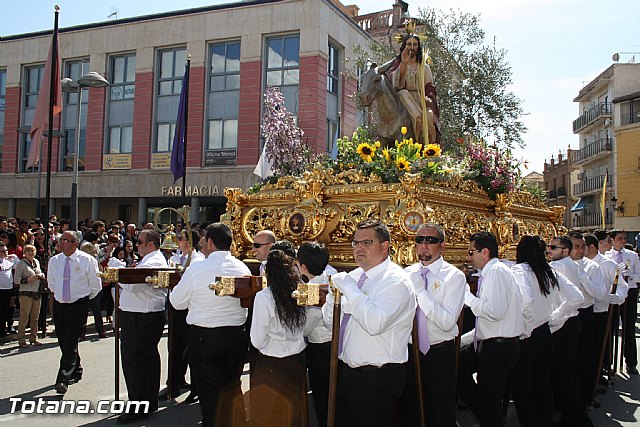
[396,156,411,171]
[423,144,442,158]
[382,148,391,162]
[357,143,376,162]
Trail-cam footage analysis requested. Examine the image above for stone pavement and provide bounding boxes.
[1,309,638,426]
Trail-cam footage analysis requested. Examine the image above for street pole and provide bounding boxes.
[70,84,82,231]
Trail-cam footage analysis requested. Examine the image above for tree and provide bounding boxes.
[348,7,527,156]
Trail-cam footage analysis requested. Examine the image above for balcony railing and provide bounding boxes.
[557,187,566,197]
[573,174,611,197]
[573,102,611,133]
[571,138,612,165]
[574,212,612,228]
[548,189,557,199]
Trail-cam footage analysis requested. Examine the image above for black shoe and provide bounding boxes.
[69,375,82,385]
[627,365,639,375]
[158,388,176,401]
[184,392,198,404]
[55,383,68,394]
[117,412,149,425]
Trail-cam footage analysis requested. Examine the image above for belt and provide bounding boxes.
[350,362,403,372]
[482,336,519,344]
[410,339,454,350]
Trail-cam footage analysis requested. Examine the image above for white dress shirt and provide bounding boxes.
[405,256,466,345]
[169,249,205,268]
[592,253,629,313]
[0,255,18,289]
[462,258,524,345]
[47,250,101,303]
[606,247,640,288]
[551,256,603,309]
[251,286,306,357]
[511,263,584,337]
[303,274,332,344]
[322,257,416,368]
[119,250,167,313]
[170,251,251,327]
[575,257,606,307]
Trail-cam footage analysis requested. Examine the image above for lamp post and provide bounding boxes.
[61,72,109,231]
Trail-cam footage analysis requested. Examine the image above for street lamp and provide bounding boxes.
[61,72,109,231]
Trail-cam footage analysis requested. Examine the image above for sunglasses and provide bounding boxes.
[467,249,481,256]
[415,236,443,245]
[252,242,271,248]
[548,245,566,251]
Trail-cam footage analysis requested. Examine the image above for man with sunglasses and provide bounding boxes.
[46,231,101,394]
[457,231,524,426]
[547,235,593,426]
[252,230,276,275]
[400,223,465,427]
[323,219,415,426]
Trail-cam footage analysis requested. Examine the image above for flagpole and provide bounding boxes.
[182,57,190,209]
[44,5,60,259]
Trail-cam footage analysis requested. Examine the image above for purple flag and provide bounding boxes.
[170,62,190,183]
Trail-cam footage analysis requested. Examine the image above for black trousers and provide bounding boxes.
[621,287,638,368]
[457,339,520,427]
[89,289,104,334]
[53,297,89,385]
[0,288,16,333]
[307,341,331,427]
[167,307,190,394]
[400,340,457,427]
[509,323,553,427]
[120,310,165,413]
[251,350,307,427]
[38,292,49,332]
[189,324,247,427]
[336,361,406,427]
[552,316,593,427]
[577,306,594,404]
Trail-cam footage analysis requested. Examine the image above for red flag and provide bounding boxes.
[27,31,62,169]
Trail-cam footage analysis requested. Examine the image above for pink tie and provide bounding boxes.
[63,257,71,302]
[416,266,431,354]
[473,274,483,351]
[616,251,623,264]
[180,254,186,266]
[338,273,367,354]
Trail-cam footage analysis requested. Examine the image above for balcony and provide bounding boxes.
[570,138,612,166]
[547,187,567,200]
[573,211,613,229]
[573,102,611,133]
[573,174,611,197]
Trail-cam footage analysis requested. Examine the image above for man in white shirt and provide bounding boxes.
[253,230,276,275]
[170,223,251,427]
[606,229,640,375]
[548,235,594,427]
[568,231,606,405]
[457,231,524,426]
[0,242,19,338]
[117,229,168,424]
[400,223,465,427]
[323,219,415,426]
[585,233,628,397]
[159,229,205,401]
[298,241,332,427]
[46,231,101,395]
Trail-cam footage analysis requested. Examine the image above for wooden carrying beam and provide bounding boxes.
[209,275,266,308]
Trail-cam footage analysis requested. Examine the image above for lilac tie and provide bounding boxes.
[63,257,71,303]
[616,251,623,264]
[180,254,186,266]
[416,266,431,354]
[338,273,367,354]
[473,274,483,351]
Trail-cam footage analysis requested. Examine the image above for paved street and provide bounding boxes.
[1,309,639,426]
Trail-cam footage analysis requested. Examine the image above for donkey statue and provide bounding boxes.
[359,61,415,147]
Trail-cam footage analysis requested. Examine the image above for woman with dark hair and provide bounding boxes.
[250,249,307,426]
[509,235,583,427]
[123,239,139,267]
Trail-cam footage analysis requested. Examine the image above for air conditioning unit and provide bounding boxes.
[604,118,613,126]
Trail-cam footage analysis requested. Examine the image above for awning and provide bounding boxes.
[571,196,592,212]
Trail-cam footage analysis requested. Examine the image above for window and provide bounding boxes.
[620,98,640,125]
[154,48,186,153]
[327,44,339,94]
[206,41,240,165]
[265,35,299,115]
[106,54,135,154]
[61,59,90,171]
[0,69,6,169]
[19,65,45,173]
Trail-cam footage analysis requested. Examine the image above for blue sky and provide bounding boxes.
[2,0,639,173]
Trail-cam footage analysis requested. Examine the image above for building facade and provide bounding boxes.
[0,0,372,226]
[543,151,575,229]
[571,63,640,233]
